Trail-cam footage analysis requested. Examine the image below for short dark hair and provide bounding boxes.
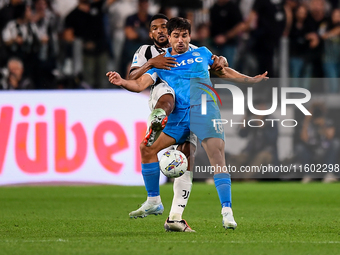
[13,3,27,19]
[166,17,191,36]
[149,14,169,28]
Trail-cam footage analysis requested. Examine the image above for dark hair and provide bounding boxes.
[13,3,27,19]
[149,14,169,28]
[166,17,191,35]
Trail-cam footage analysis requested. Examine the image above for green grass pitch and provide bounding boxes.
[0,182,339,255]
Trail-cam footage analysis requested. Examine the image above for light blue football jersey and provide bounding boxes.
[146,46,215,109]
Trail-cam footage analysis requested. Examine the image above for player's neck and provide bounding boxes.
[170,49,188,55]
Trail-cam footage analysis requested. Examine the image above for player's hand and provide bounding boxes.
[149,52,177,70]
[252,71,269,83]
[211,55,228,71]
[305,33,319,48]
[106,71,124,86]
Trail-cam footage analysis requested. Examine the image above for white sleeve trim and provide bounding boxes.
[189,43,198,49]
[144,72,157,85]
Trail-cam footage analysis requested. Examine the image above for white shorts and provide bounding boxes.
[148,82,175,111]
[171,132,198,155]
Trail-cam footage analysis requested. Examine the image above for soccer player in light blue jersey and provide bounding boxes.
[107,17,268,231]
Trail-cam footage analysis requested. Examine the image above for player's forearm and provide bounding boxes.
[217,67,254,83]
[128,63,152,80]
[121,79,143,92]
[323,27,340,39]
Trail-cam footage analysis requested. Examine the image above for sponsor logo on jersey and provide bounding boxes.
[132,55,138,64]
[176,57,203,67]
[192,52,200,56]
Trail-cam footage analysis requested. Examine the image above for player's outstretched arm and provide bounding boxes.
[129,53,177,80]
[106,71,153,92]
[214,67,268,83]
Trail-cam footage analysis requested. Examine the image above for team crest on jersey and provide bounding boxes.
[192,52,200,56]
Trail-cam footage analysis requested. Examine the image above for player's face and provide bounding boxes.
[168,29,191,54]
[149,19,169,47]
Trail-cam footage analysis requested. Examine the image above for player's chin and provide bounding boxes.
[157,36,167,43]
[176,47,186,54]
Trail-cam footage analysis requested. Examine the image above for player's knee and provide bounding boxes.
[207,147,224,161]
[155,94,174,116]
[180,146,190,159]
[177,142,194,159]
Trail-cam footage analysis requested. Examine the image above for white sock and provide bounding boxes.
[147,195,161,204]
[222,206,233,215]
[169,171,193,221]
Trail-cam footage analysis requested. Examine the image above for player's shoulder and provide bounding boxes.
[198,46,213,55]
[191,46,212,54]
[189,43,198,49]
[3,20,15,29]
[135,44,151,54]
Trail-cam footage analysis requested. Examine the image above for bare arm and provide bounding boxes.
[106,71,154,92]
[129,65,153,80]
[128,53,177,80]
[322,26,340,39]
[212,67,268,83]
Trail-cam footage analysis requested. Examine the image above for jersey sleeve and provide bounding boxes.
[130,45,148,69]
[203,46,214,66]
[189,43,198,49]
[145,68,158,85]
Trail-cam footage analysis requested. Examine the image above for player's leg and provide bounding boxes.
[191,100,237,230]
[129,132,176,218]
[165,137,196,232]
[201,137,237,230]
[154,93,174,116]
[144,83,175,146]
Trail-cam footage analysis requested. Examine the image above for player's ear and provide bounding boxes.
[149,30,153,39]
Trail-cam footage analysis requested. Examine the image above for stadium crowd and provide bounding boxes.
[0,0,339,91]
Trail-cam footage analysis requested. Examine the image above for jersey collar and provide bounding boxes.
[166,46,193,57]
